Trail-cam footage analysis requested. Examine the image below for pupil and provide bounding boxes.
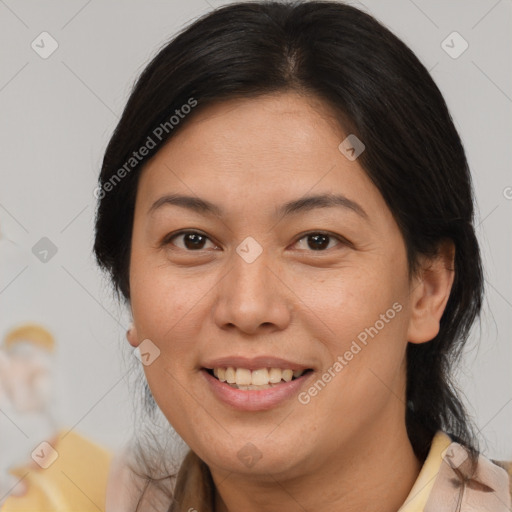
[184,233,205,250]
[308,234,329,250]
[182,234,329,251]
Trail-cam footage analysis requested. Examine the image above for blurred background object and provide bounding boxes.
[0,323,112,510]
[0,323,58,503]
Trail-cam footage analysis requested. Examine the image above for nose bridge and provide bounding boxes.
[232,244,272,297]
[229,239,275,307]
[213,241,291,333]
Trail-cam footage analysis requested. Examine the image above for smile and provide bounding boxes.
[206,367,312,390]
[201,364,315,411]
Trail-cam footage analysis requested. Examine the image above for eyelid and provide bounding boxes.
[162,229,352,252]
[291,230,353,251]
[161,229,219,249]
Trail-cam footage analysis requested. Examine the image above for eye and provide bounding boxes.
[292,231,346,251]
[163,230,349,253]
[164,230,218,251]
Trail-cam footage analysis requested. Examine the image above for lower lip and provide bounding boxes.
[202,369,313,411]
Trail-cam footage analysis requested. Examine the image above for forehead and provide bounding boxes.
[134,92,393,231]
[175,92,345,155]
[139,93,364,189]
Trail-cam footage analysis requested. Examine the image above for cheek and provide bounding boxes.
[313,262,408,349]
[129,244,206,343]
[306,258,410,417]
[128,252,216,420]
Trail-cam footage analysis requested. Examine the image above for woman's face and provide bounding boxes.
[129,92,422,479]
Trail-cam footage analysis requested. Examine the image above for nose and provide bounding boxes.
[212,248,292,335]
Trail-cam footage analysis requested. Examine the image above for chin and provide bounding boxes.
[193,432,310,480]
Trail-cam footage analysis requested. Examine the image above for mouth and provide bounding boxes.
[203,366,314,390]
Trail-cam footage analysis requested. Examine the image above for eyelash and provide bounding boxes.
[162,230,350,253]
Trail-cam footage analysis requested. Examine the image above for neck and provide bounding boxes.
[210,411,423,512]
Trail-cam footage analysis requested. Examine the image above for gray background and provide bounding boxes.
[1,0,511,458]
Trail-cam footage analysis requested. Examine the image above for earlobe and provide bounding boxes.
[126,323,139,347]
[406,240,455,344]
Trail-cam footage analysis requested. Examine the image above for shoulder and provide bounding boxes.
[491,458,512,500]
[425,434,512,511]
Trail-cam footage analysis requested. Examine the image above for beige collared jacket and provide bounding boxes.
[169,431,512,512]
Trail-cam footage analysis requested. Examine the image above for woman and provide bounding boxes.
[93,1,511,511]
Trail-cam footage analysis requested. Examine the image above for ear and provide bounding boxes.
[406,240,455,344]
[126,323,140,348]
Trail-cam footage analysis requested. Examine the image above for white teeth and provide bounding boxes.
[282,369,293,382]
[269,368,282,383]
[225,367,236,384]
[210,366,308,387]
[251,368,269,386]
[235,368,252,386]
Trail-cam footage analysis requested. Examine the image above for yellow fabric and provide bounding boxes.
[1,429,112,512]
[3,323,55,352]
[398,430,454,512]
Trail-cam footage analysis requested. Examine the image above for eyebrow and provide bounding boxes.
[148,192,368,220]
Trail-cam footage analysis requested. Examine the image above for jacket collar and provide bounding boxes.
[169,432,511,512]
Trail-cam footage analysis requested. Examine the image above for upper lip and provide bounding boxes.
[202,356,313,371]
